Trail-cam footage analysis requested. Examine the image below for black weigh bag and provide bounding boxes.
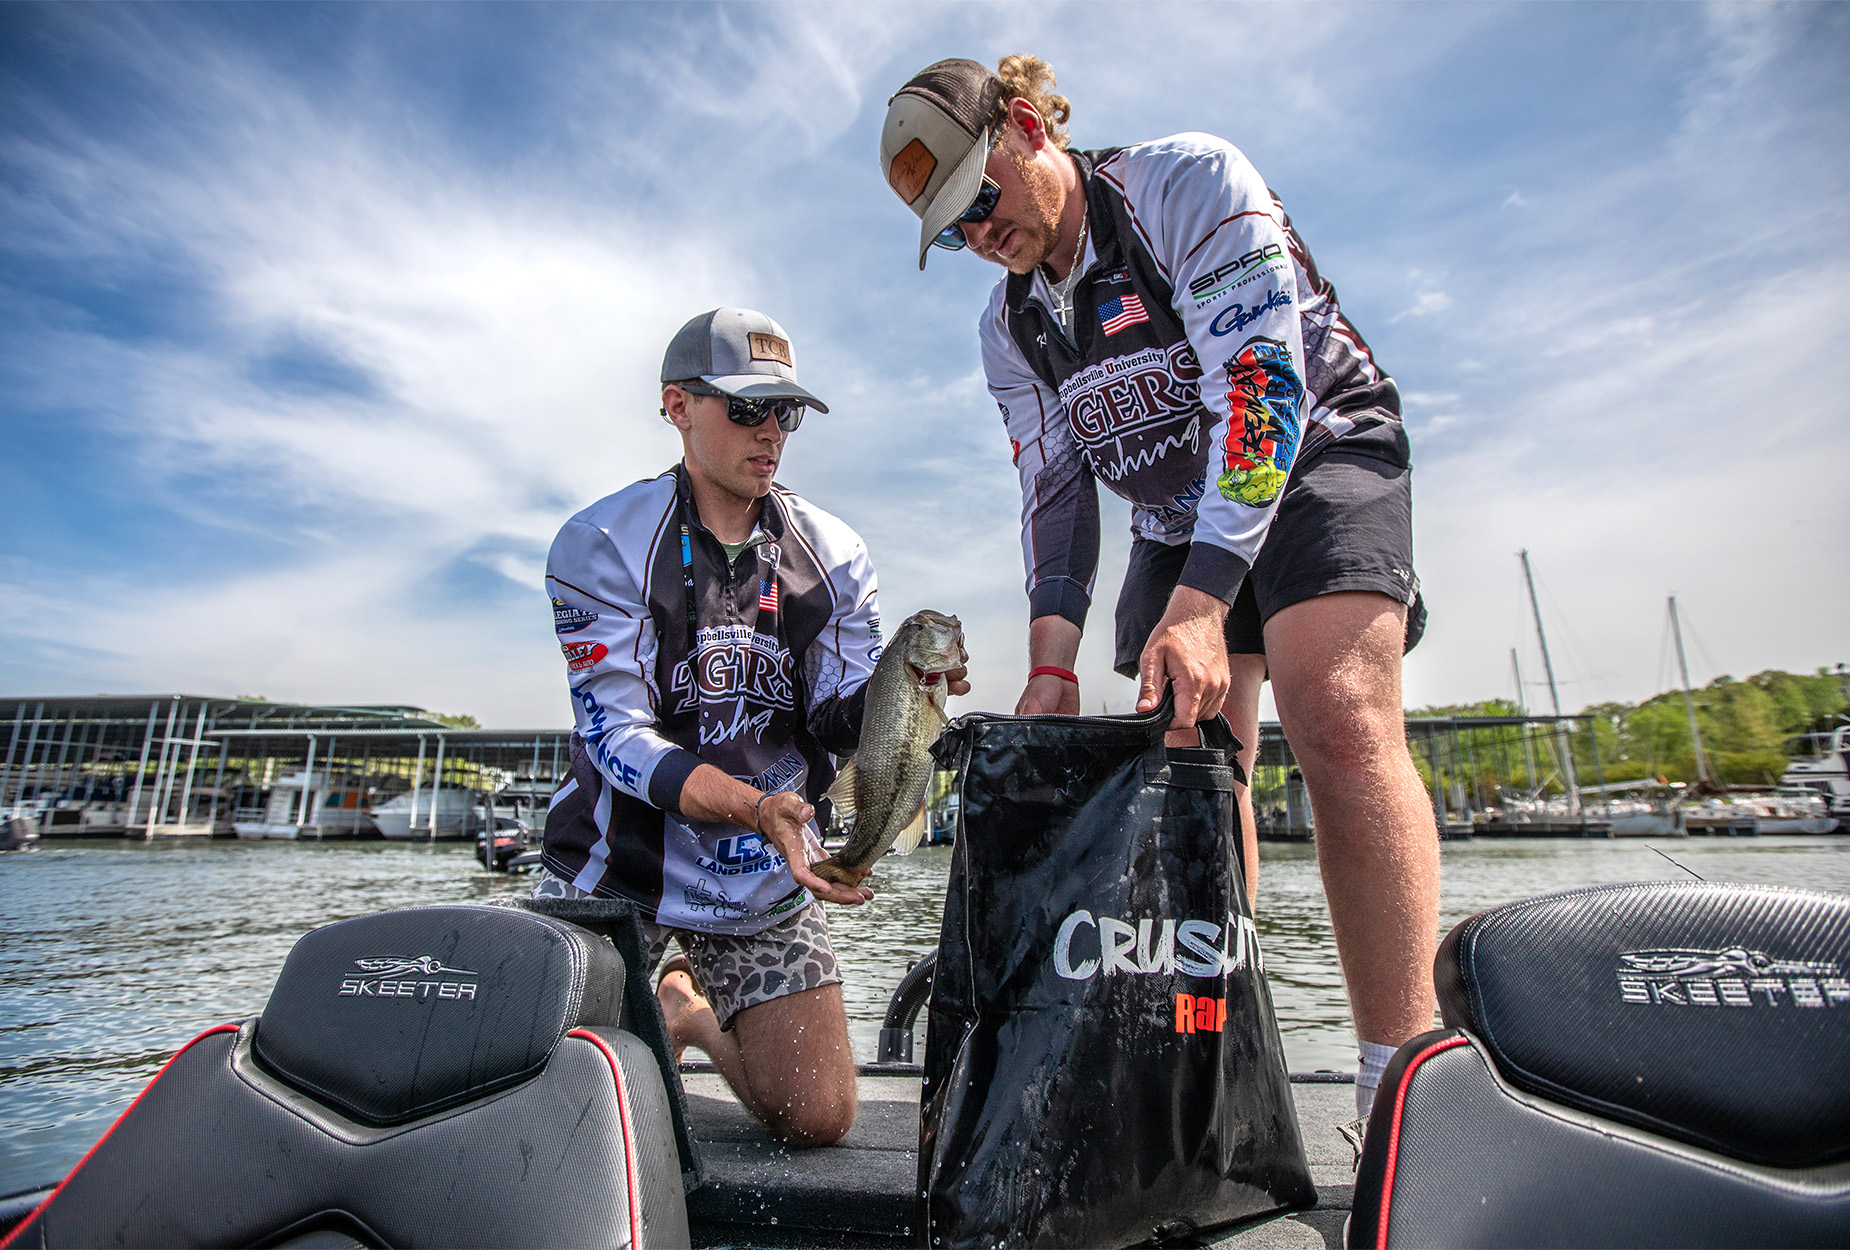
[918,699,1315,1249]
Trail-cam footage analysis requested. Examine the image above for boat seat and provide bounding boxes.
[1350,881,1850,1247]
[2,904,689,1249]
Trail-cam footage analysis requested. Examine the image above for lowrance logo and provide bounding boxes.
[1053,910,1262,980]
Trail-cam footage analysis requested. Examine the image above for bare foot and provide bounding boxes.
[655,957,711,1066]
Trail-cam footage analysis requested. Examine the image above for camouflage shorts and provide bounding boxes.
[530,873,839,1031]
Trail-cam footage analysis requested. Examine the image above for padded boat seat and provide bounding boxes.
[1350,881,1850,1248]
[3,904,689,1249]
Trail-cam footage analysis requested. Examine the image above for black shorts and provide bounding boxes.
[1113,420,1426,675]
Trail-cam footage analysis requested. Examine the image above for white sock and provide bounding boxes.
[1355,1039,1398,1120]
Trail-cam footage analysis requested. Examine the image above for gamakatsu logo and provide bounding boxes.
[1054,910,1262,980]
[1615,946,1848,1008]
[339,955,479,1000]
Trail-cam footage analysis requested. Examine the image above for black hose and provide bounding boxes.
[876,947,937,1064]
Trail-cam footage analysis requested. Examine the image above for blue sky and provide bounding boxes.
[3,2,1846,727]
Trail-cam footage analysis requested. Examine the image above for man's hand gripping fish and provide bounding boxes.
[812,610,966,887]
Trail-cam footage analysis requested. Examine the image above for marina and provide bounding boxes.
[4,695,1839,852]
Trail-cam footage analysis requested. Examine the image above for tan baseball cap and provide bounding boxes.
[880,58,1006,271]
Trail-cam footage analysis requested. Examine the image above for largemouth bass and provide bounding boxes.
[813,609,966,887]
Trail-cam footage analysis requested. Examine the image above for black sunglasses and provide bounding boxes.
[676,384,806,432]
[932,177,1002,252]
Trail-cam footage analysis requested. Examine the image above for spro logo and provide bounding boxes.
[1053,910,1263,980]
[339,955,479,1001]
[1615,946,1847,1008]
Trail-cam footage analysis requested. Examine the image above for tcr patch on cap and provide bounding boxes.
[888,139,937,205]
[748,332,793,366]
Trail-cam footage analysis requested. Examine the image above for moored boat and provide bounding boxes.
[1781,722,1850,829]
[231,770,378,839]
[372,787,486,840]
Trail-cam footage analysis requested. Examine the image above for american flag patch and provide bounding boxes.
[759,579,779,614]
[1099,293,1149,336]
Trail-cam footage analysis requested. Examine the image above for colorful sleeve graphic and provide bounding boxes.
[1217,336,1302,506]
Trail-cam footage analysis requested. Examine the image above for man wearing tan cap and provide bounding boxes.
[880,56,1438,1123]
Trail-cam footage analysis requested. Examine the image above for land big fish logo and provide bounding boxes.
[1217,336,1302,506]
[1615,946,1848,1008]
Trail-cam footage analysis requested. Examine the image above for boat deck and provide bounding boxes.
[682,1069,1355,1248]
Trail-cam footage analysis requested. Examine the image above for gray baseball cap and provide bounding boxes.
[881,58,1006,270]
[660,308,829,413]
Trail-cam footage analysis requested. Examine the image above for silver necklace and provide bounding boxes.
[1044,207,1090,333]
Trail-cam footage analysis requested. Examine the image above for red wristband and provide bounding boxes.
[1028,665,1080,685]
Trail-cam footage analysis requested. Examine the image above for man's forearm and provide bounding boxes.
[1028,613,1083,668]
[1165,584,1232,626]
[676,763,767,831]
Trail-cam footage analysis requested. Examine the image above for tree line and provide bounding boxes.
[1407,667,1849,795]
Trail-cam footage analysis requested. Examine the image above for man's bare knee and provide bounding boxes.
[765,1084,857,1147]
[731,985,859,1147]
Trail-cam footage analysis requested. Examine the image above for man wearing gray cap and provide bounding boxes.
[537,308,963,1145]
[880,56,1438,1123]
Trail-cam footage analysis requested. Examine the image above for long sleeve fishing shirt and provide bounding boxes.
[541,464,881,934]
[980,133,1400,626]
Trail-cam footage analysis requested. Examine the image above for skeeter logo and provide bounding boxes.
[1615,946,1847,1008]
[339,955,478,1000]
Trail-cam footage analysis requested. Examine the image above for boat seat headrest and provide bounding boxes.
[1435,881,1850,1168]
[253,904,625,1126]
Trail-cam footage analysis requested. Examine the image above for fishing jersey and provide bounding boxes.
[542,464,880,935]
[980,134,1400,625]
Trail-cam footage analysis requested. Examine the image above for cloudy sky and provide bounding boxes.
[3,2,1846,728]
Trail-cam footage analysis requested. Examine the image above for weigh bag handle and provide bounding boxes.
[930,683,1246,784]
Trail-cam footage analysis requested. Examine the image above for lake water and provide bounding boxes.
[4,834,1847,1197]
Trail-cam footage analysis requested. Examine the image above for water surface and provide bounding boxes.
[3,835,1845,1196]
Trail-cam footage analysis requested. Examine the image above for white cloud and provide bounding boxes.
[1391,290,1453,323]
[3,1,1846,730]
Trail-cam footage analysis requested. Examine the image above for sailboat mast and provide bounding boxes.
[1511,648,1539,793]
[1668,595,1713,787]
[1519,550,1580,811]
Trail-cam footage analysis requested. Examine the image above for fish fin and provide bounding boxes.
[812,856,872,887]
[823,759,858,819]
[893,801,930,856]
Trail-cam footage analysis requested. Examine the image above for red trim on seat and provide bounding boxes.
[0,1023,243,1250]
[567,1029,645,1249]
[1374,1034,1472,1250]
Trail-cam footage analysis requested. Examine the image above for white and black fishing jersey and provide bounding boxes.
[542,464,880,934]
[981,133,1400,624]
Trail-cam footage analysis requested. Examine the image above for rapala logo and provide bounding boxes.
[1176,994,1226,1033]
[339,955,478,1001]
[1615,946,1847,1008]
[1053,910,1262,980]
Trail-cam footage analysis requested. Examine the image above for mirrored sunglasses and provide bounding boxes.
[678,384,806,432]
[932,177,1002,252]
